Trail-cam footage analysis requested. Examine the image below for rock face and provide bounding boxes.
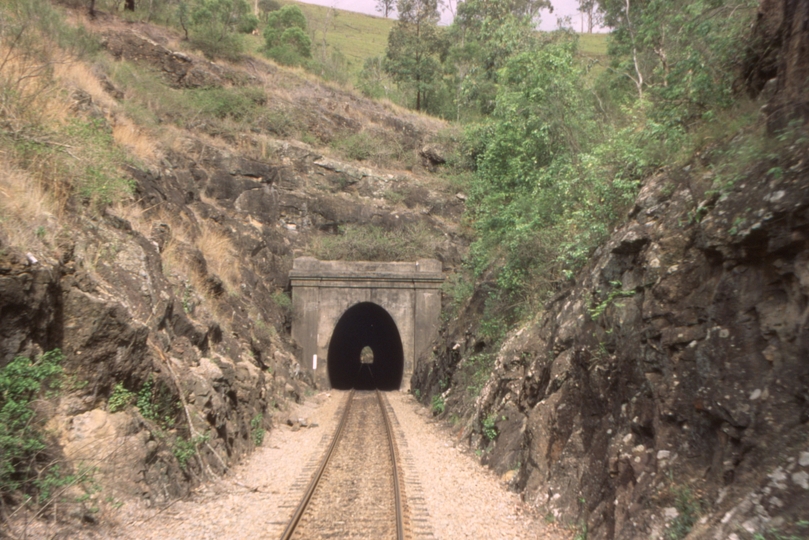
[0,21,464,521]
[418,18,809,534]
[419,146,809,538]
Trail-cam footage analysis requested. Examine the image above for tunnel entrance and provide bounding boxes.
[327,302,404,390]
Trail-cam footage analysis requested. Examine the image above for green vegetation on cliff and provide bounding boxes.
[382,0,762,338]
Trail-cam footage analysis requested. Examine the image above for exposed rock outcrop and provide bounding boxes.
[420,11,809,534]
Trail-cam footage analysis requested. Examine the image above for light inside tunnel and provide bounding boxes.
[327,302,404,390]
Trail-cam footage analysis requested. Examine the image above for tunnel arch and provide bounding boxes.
[327,302,404,390]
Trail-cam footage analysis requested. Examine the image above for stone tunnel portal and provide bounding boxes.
[290,257,444,391]
[327,302,404,390]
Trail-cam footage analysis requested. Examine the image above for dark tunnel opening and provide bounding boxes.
[327,302,404,390]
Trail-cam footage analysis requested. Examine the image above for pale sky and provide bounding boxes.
[297,0,597,32]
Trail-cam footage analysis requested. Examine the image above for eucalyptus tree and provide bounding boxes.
[376,0,395,18]
[383,0,444,111]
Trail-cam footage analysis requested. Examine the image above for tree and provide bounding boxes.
[577,0,600,32]
[383,0,444,111]
[185,0,256,60]
[264,5,312,64]
[443,0,539,117]
[264,5,307,47]
[376,0,395,18]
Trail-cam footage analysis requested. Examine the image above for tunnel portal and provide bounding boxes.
[328,303,404,390]
[290,257,443,391]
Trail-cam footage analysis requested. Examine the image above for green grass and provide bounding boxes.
[289,1,394,76]
[576,32,609,78]
[577,33,609,58]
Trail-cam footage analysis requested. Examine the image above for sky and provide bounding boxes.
[297,0,594,32]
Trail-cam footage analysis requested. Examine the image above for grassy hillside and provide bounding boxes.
[284,2,608,78]
[291,1,395,75]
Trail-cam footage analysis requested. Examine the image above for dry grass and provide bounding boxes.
[195,221,240,292]
[0,45,66,131]
[54,60,116,111]
[0,159,59,256]
[112,116,158,164]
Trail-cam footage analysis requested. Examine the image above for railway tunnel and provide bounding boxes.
[327,302,404,390]
[289,258,443,391]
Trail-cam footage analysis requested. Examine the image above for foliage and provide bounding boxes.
[173,432,210,471]
[459,351,495,397]
[108,383,135,413]
[357,56,394,99]
[137,376,179,429]
[482,414,498,441]
[383,0,444,111]
[598,0,758,120]
[250,414,265,446]
[588,281,637,320]
[63,118,136,208]
[185,86,266,121]
[264,5,311,65]
[257,0,281,18]
[376,0,396,18]
[430,394,445,415]
[441,272,474,319]
[272,290,292,311]
[183,0,256,60]
[0,349,63,499]
[445,0,539,119]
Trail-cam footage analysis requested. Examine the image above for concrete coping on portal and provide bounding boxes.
[289,257,444,282]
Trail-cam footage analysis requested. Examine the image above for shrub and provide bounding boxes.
[482,414,498,441]
[185,86,265,121]
[173,432,209,471]
[263,5,307,47]
[263,5,311,63]
[108,383,135,412]
[137,376,179,429]
[186,0,254,60]
[250,414,265,446]
[431,394,445,415]
[0,349,63,499]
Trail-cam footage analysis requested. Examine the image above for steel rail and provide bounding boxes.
[280,389,355,540]
[376,389,406,540]
[279,389,407,540]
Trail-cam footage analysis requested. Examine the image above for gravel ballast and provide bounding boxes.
[108,391,564,539]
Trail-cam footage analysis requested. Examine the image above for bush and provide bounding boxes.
[185,86,266,121]
[250,414,265,446]
[173,433,209,471]
[482,414,498,441]
[186,0,255,60]
[108,383,135,413]
[264,5,307,46]
[431,394,445,415]
[263,4,310,62]
[0,350,63,499]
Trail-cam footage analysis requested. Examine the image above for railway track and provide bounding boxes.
[280,390,408,539]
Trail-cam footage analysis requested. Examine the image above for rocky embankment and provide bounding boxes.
[0,14,463,531]
[416,2,809,538]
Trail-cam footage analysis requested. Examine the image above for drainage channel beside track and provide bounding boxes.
[280,390,409,540]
